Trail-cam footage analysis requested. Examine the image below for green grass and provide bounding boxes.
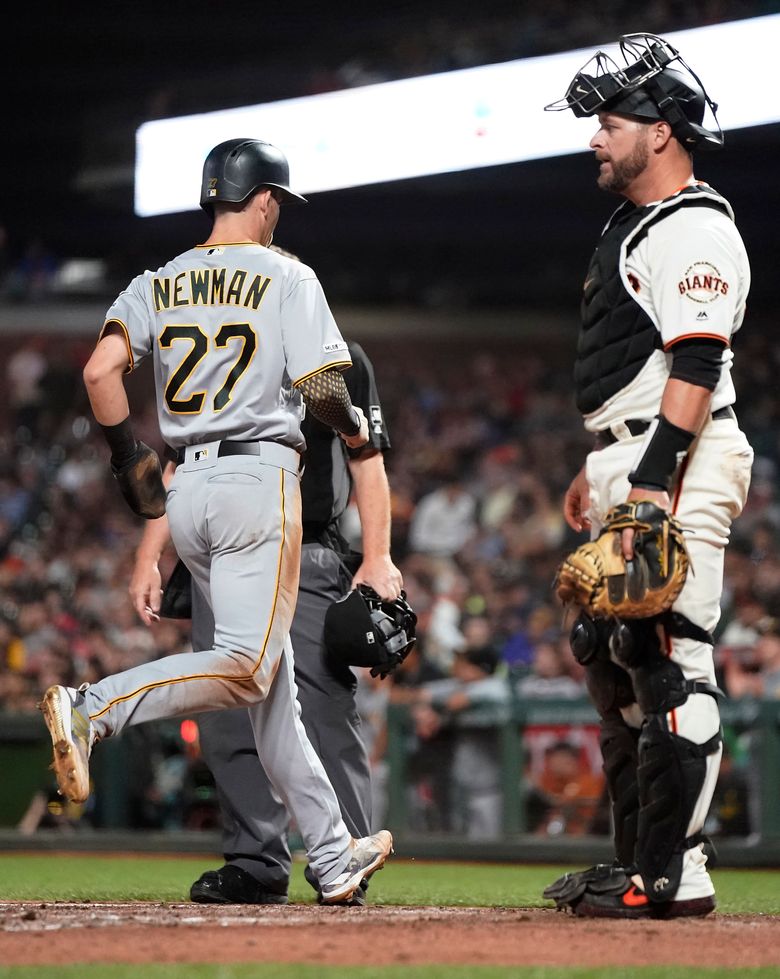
[0,854,777,914]
[0,967,779,979]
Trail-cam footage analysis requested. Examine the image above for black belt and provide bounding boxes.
[595,405,735,447]
[175,440,295,465]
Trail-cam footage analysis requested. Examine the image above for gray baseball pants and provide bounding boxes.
[195,542,372,891]
[82,446,351,884]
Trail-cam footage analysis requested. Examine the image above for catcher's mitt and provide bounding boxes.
[555,500,688,619]
[112,441,167,519]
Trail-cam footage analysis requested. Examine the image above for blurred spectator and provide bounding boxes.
[6,339,47,437]
[516,638,585,700]
[412,644,510,838]
[755,617,780,699]
[706,743,752,838]
[408,475,477,558]
[527,740,604,836]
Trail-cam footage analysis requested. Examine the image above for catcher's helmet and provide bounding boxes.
[545,33,722,151]
[324,585,417,679]
[200,138,307,212]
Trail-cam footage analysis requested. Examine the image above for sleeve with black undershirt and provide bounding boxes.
[343,341,391,457]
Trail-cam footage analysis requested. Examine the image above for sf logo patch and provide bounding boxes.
[677,262,729,303]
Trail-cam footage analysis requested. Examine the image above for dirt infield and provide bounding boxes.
[1,902,779,967]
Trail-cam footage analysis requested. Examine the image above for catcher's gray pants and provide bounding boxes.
[195,542,372,891]
[83,447,351,884]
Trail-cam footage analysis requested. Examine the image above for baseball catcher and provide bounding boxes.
[542,31,754,918]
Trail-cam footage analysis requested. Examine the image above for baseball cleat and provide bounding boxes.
[190,865,288,904]
[38,684,94,804]
[319,831,393,905]
[573,879,716,919]
[317,880,368,907]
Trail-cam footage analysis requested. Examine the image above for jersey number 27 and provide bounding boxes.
[159,323,256,414]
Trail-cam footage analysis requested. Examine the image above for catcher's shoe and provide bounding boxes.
[319,831,393,905]
[38,684,95,804]
[543,862,629,910]
[574,878,716,919]
[190,865,288,904]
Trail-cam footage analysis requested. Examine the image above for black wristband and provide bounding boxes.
[100,417,137,471]
[628,414,696,493]
[342,406,361,437]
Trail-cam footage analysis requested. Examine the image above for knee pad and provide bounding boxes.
[584,658,636,717]
[635,714,721,902]
[571,614,636,716]
[631,651,723,717]
[570,612,612,666]
[600,713,640,867]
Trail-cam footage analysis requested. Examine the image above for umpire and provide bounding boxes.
[131,336,401,905]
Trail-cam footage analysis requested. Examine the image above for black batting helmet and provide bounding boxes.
[545,33,722,151]
[200,138,307,212]
[324,585,417,680]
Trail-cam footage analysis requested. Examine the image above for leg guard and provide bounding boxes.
[600,712,640,868]
[631,652,722,904]
[571,612,639,864]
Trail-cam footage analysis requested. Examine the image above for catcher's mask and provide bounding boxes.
[324,585,417,679]
[200,138,307,213]
[544,33,722,151]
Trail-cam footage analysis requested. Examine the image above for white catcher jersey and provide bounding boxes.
[584,182,750,433]
[101,243,351,451]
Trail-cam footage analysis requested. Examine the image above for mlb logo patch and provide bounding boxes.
[195,448,209,461]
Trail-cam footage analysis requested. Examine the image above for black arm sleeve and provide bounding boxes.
[344,341,391,457]
[668,337,726,391]
[298,368,360,435]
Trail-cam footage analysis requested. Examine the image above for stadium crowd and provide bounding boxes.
[0,322,776,839]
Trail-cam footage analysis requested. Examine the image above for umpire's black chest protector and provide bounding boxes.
[574,186,732,416]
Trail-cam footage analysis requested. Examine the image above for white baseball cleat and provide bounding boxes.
[39,684,95,804]
[319,831,394,905]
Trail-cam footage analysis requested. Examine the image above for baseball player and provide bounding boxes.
[39,138,393,904]
[542,35,754,917]
[129,332,401,905]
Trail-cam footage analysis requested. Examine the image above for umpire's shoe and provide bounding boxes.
[39,685,95,805]
[319,831,393,905]
[190,865,288,904]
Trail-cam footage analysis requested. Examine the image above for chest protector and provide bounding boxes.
[574,185,732,416]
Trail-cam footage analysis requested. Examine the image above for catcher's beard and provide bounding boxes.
[598,133,650,194]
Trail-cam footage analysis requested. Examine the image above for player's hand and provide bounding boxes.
[340,406,369,449]
[563,465,592,533]
[129,555,162,625]
[352,556,403,601]
[621,486,671,560]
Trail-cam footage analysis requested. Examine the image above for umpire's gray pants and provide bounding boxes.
[195,542,372,891]
[82,450,351,885]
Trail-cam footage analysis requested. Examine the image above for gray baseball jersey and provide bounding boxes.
[81,241,362,888]
[102,243,351,450]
